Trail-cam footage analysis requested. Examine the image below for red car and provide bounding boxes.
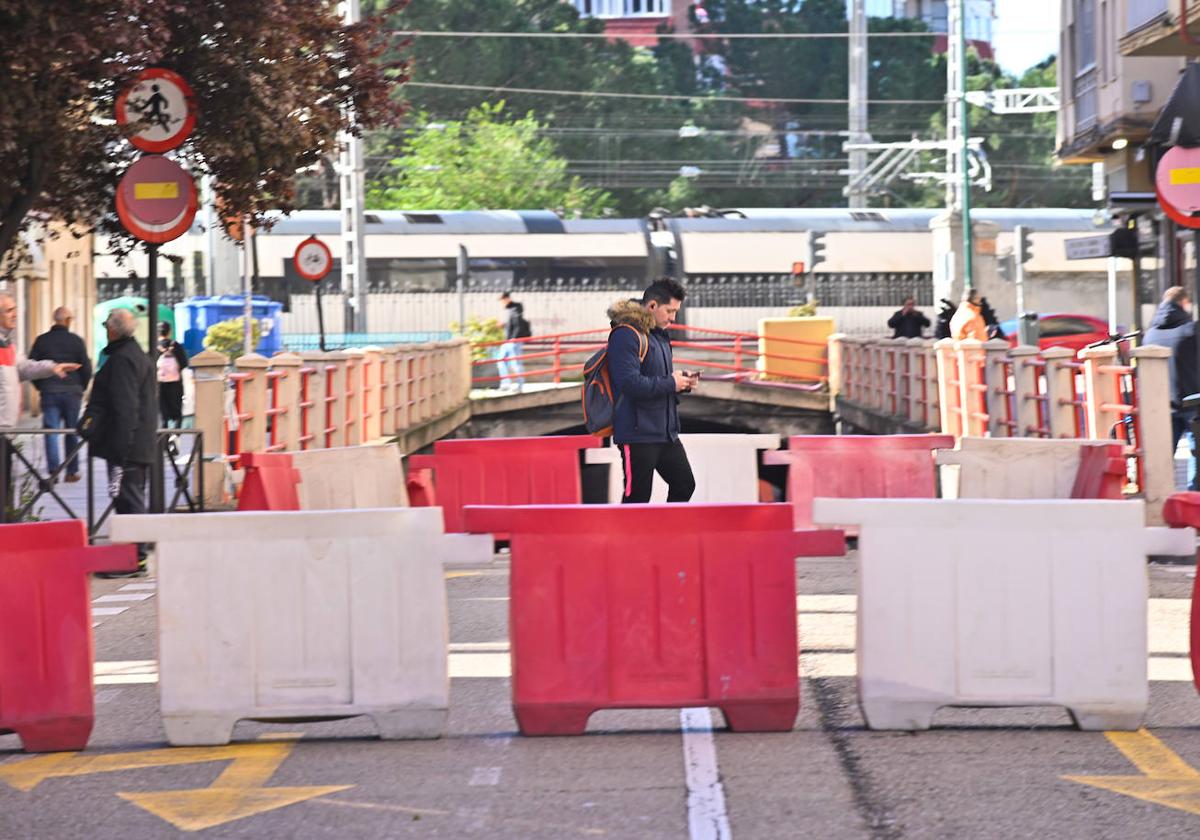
[999,313,1112,353]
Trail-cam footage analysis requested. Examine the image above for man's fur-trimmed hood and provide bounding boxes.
[607,299,655,333]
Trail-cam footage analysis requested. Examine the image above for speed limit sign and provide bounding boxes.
[293,236,333,282]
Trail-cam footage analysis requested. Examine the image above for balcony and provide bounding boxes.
[574,0,670,18]
[1074,67,1099,133]
[1121,0,1200,56]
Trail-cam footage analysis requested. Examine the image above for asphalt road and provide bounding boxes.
[2,553,1199,839]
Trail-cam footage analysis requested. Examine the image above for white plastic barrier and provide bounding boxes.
[812,498,1148,731]
[585,433,779,503]
[288,443,409,509]
[110,508,450,746]
[936,437,1115,499]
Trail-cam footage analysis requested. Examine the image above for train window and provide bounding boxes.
[403,213,443,224]
[849,211,886,222]
[364,214,382,224]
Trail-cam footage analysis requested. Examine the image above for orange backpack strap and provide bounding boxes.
[613,323,648,362]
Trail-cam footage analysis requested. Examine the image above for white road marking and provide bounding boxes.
[92,593,154,603]
[469,766,502,786]
[681,707,732,840]
[118,582,157,591]
[94,689,123,704]
[91,607,127,617]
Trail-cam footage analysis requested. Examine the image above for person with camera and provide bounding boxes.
[607,279,698,503]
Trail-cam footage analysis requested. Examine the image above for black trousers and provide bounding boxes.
[619,440,696,503]
[159,380,184,428]
[108,460,149,563]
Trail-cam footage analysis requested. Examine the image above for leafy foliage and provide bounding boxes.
[0,0,406,267]
[203,317,262,360]
[368,103,614,215]
[451,315,505,362]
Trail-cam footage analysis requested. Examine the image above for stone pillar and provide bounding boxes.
[233,352,269,455]
[956,339,988,438]
[189,349,228,507]
[921,339,940,432]
[982,338,1012,437]
[375,348,394,438]
[930,212,1004,315]
[827,334,846,404]
[1080,344,1119,440]
[934,338,962,437]
[1132,344,1174,526]
[324,352,349,448]
[343,349,364,446]
[269,352,303,452]
[300,352,330,449]
[1040,348,1079,438]
[1007,346,1042,438]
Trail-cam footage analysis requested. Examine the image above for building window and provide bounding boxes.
[1074,0,1096,72]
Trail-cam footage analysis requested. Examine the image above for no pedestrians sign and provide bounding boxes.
[116,68,196,154]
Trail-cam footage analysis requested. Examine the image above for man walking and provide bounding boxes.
[30,306,92,482]
[887,297,930,339]
[1144,286,1199,490]
[1,292,79,508]
[496,291,530,391]
[607,279,698,503]
[83,308,156,575]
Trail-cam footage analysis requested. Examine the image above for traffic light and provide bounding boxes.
[803,230,827,272]
[997,253,1014,283]
[1015,224,1033,265]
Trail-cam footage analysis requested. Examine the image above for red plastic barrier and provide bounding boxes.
[764,434,955,530]
[237,452,301,511]
[1162,492,1200,695]
[462,503,845,735]
[405,465,437,508]
[413,436,601,532]
[1070,442,1126,500]
[0,520,137,752]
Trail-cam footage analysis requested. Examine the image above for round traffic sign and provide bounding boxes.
[115,155,198,244]
[293,236,334,282]
[1156,146,1200,230]
[115,68,196,154]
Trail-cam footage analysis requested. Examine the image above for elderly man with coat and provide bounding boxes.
[1144,286,1199,490]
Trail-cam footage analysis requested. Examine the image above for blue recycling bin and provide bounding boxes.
[174,296,284,357]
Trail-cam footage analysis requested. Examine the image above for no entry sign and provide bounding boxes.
[1156,145,1200,230]
[115,155,198,243]
[116,68,196,154]
[293,237,333,282]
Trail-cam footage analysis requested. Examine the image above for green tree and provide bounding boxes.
[367,103,614,215]
[203,317,262,361]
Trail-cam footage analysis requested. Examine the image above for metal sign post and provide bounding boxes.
[294,237,333,351]
[456,245,468,332]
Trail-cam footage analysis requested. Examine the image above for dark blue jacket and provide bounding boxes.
[1145,301,1198,407]
[606,300,679,444]
[29,325,91,394]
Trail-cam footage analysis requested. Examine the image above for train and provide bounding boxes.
[95,208,1133,341]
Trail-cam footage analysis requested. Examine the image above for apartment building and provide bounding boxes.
[1057,0,1185,193]
[891,0,997,59]
[570,0,690,46]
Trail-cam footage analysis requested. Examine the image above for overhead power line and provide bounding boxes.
[395,29,1056,40]
[406,81,943,106]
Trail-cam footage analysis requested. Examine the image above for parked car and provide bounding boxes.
[998,313,1112,353]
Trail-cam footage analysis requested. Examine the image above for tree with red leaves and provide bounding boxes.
[0,0,405,266]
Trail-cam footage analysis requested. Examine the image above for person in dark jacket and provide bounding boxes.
[607,279,698,503]
[1144,285,1199,490]
[30,306,92,482]
[887,298,931,339]
[496,291,529,391]
[156,320,188,428]
[82,308,157,575]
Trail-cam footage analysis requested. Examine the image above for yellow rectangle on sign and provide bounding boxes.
[134,182,179,200]
[1169,168,1200,186]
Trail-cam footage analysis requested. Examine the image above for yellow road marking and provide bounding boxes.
[0,736,351,832]
[133,181,180,199]
[445,571,481,579]
[1064,729,1200,817]
[1169,168,1200,186]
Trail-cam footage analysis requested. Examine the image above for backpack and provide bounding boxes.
[516,315,532,339]
[581,324,649,437]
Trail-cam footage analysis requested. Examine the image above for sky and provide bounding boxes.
[993,0,1061,76]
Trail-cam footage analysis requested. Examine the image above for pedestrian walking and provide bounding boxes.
[29,306,92,482]
[80,308,156,576]
[496,291,531,391]
[887,297,931,339]
[607,279,698,503]
[1144,286,1199,490]
[156,320,188,428]
[1,292,80,508]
